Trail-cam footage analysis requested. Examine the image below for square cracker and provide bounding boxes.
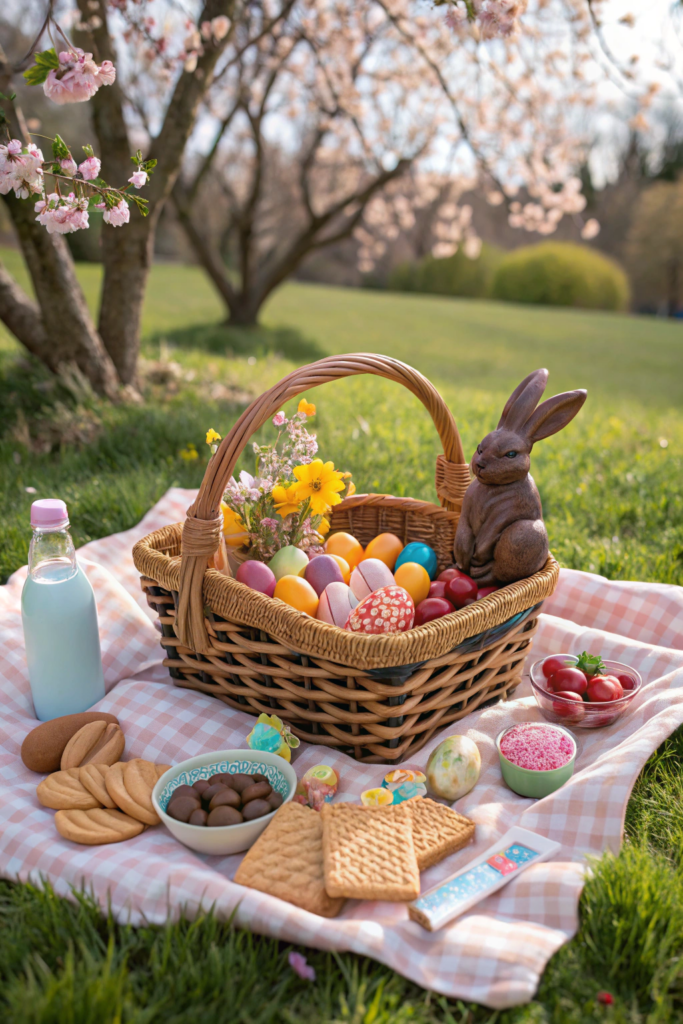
[321,802,420,901]
[406,797,475,871]
[234,802,345,918]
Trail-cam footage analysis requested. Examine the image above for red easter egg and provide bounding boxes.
[438,567,469,583]
[429,581,448,600]
[444,574,478,608]
[345,585,414,635]
[413,597,454,625]
[476,586,499,600]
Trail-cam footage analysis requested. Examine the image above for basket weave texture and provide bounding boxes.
[132,354,559,763]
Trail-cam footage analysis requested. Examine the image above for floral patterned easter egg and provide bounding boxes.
[344,584,415,635]
[426,735,481,801]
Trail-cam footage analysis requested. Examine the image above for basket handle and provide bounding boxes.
[176,353,470,652]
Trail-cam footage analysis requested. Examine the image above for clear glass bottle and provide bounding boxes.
[21,499,105,721]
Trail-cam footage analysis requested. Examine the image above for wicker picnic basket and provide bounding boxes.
[133,354,559,763]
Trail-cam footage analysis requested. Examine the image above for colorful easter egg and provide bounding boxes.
[329,554,351,583]
[293,764,340,811]
[381,767,427,804]
[414,597,454,625]
[247,713,300,762]
[235,559,277,597]
[394,562,431,605]
[426,735,481,801]
[363,533,404,570]
[304,553,344,596]
[349,557,395,601]
[360,787,393,807]
[317,582,358,627]
[395,542,438,580]
[345,584,414,635]
[274,575,319,616]
[325,532,364,570]
[268,544,309,581]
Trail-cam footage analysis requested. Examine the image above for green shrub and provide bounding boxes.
[491,241,630,311]
[388,243,503,299]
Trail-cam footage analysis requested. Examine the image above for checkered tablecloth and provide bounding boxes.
[2,488,682,1009]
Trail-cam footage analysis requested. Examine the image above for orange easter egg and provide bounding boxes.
[329,554,351,584]
[325,532,364,570]
[274,575,319,616]
[394,562,431,605]
[363,533,404,570]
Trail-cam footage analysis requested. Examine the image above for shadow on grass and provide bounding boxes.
[152,322,327,364]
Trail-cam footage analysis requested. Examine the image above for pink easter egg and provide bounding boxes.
[304,553,344,596]
[345,584,415,635]
[349,558,395,601]
[317,581,358,627]
[235,559,277,597]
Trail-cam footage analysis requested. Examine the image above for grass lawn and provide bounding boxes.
[1,247,683,1021]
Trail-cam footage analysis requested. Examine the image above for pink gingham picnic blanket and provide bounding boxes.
[2,488,682,1009]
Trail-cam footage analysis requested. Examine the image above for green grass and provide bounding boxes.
[1,246,683,1020]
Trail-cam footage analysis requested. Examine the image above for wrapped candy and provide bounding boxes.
[246,713,300,762]
[381,767,427,804]
[294,764,340,811]
[360,787,393,807]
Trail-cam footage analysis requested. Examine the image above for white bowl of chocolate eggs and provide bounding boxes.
[153,749,296,855]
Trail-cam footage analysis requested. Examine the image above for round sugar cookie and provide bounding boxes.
[55,807,144,845]
[105,759,160,825]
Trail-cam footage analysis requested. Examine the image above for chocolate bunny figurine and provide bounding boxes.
[454,369,586,587]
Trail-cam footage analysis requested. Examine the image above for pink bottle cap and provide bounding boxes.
[31,498,69,529]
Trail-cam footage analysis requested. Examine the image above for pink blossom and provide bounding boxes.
[288,952,316,981]
[272,411,286,426]
[35,192,89,234]
[102,198,130,227]
[128,169,148,189]
[78,156,101,181]
[7,140,22,156]
[60,157,78,176]
[0,140,44,199]
[43,48,116,105]
[210,16,231,41]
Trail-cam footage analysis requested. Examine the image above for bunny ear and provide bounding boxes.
[497,369,549,430]
[523,389,587,443]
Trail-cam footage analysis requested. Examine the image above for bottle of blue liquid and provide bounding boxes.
[21,499,105,721]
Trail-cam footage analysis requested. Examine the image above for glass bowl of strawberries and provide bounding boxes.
[529,651,642,729]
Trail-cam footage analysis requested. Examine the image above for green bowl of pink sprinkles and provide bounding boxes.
[497,722,576,798]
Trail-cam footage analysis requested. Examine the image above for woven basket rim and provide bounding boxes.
[133,495,559,671]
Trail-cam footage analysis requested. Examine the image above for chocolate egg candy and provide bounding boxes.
[236,559,277,597]
[317,581,358,627]
[171,784,199,801]
[345,584,415,635]
[226,773,254,793]
[201,783,228,807]
[189,808,208,826]
[208,772,232,786]
[268,545,309,582]
[209,788,241,811]
[267,791,284,810]
[242,798,272,821]
[193,779,211,795]
[349,558,395,601]
[304,553,344,596]
[167,796,201,822]
[394,542,438,580]
[251,773,268,784]
[207,805,243,827]
[241,781,272,804]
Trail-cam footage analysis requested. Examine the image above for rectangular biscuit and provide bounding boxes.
[234,802,345,918]
[321,802,420,902]
[406,797,475,870]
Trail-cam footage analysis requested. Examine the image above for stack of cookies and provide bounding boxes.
[234,797,475,917]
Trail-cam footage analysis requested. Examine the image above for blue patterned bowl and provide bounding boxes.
[152,749,296,855]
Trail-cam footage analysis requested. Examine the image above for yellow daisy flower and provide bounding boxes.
[298,398,316,417]
[205,428,222,446]
[272,483,302,518]
[292,460,345,516]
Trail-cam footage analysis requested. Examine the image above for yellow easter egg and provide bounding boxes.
[363,533,404,570]
[325,532,364,570]
[329,554,351,584]
[360,787,393,807]
[273,575,319,616]
[394,562,431,605]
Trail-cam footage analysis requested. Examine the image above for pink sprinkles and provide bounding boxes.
[500,723,574,771]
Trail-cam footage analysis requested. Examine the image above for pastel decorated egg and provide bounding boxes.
[268,544,309,581]
[345,584,415,635]
[349,557,395,601]
[316,581,358,627]
[294,764,340,811]
[304,553,344,596]
[325,532,364,570]
[235,559,277,597]
[329,554,351,584]
[363,533,404,570]
[381,767,427,804]
[274,575,319,616]
[360,787,393,807]
[394,542,438,580]
[394,562,431,605]
[426,735,481,801]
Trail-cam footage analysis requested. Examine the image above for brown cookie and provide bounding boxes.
[105,759,160,825]
[79,763,117,809]
[60,721,125,771]
[55,807,145,845]
[21,712,120,774]
[36,768,101,811]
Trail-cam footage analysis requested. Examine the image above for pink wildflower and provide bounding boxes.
[43,48,116,105]
[128,169,148,189]
[272,411,286,426]
[35,192,89,234]
[60,157,78,176]
[597,992,614,1005]
[78,156,101,181]
[102,198,130,227]
[288,952,316,981]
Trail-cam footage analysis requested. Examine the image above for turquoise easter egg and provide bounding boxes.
[394,542,438,580]
[268,545,309,582]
